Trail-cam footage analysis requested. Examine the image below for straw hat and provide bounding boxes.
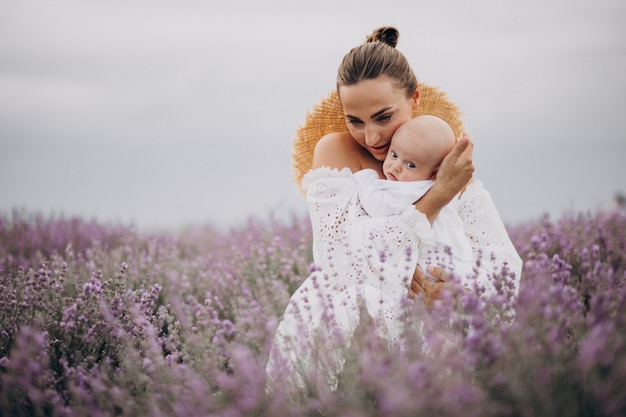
[291,82,465,193]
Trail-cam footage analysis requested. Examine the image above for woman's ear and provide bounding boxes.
[411,87,420,110]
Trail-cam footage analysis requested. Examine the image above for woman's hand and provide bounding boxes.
[436,132,475,197]
[409,265,449,308]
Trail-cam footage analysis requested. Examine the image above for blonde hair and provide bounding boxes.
[337,26,417,98]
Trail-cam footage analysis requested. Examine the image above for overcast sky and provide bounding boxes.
[1,0,625,232]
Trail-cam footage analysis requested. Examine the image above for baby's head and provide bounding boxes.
[383,115,455,182]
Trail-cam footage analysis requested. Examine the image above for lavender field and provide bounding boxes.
[0,208,624,417]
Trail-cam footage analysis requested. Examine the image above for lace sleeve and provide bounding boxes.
[457,180,523,298]
[304,168,422,297]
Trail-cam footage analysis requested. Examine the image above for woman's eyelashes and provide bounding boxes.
[346,113,392,125]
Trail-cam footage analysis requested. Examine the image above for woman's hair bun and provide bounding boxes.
[366,26,399,48]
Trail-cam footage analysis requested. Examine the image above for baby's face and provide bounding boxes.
[383,131,435,182]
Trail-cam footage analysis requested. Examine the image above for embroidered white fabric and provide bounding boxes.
[354,168,475,281]
[265,167,522,393]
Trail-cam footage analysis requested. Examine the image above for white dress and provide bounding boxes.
[266,167,522,392]
[355,168,475,283]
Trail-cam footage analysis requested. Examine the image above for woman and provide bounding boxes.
[266,26,522,393]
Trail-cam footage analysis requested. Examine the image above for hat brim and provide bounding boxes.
[291,82,465,194]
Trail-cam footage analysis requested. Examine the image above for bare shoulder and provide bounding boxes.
[312,131,364,172]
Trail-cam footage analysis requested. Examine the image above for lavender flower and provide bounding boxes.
[0,208,623,416]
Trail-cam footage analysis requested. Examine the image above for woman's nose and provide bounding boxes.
[364,125,381,146]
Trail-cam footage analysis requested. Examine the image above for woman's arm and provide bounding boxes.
[414,134,474,223]
[407,135,474,305]
[456,181,523,299]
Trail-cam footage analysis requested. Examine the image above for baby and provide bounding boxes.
[355,115,474,281]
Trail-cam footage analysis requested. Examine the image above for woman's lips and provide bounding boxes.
[369,143,389,156]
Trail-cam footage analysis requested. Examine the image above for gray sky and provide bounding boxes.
[1,0,625,232]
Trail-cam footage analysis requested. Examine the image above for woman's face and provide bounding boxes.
[339,76,418,161]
